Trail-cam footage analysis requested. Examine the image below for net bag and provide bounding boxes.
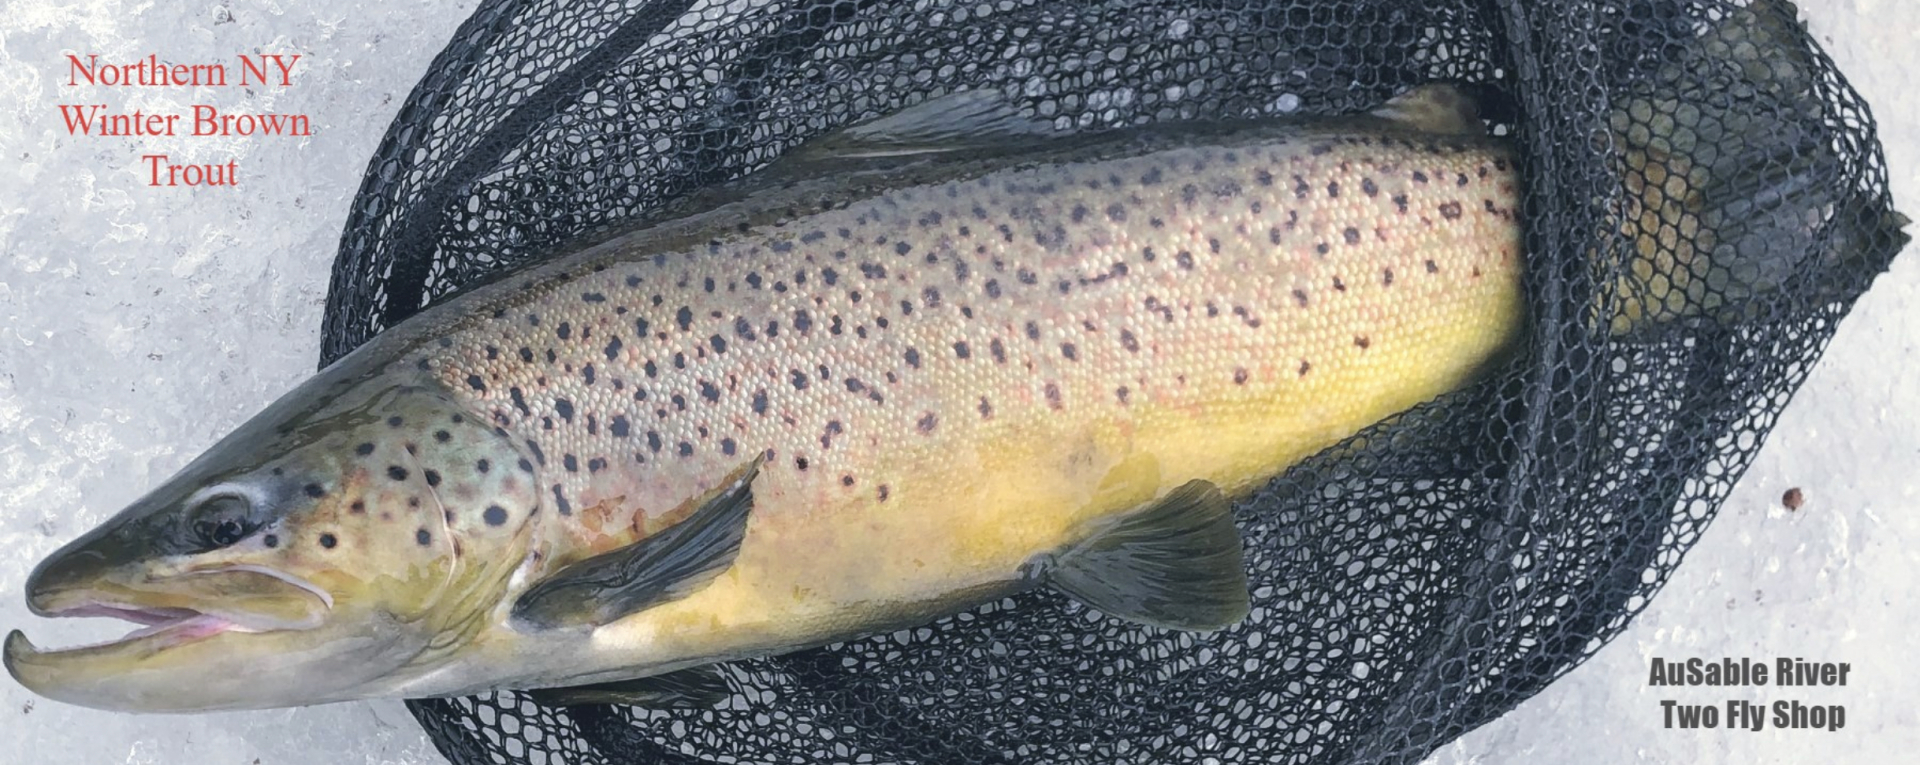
[319,1,1906,763]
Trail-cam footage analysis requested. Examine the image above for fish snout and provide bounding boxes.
[24,547,111,617]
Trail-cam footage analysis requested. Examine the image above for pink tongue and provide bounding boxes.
[63,605,200,627]
[125,614,233,642]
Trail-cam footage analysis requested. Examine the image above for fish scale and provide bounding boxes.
[384,119,1525,679]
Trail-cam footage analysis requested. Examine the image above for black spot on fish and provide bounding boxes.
[304,484,325,498]
[953,341,971,359]
[525,440,546,466]
[1355,335,1372,349]
[425,470,441,487]
[894,241,912,257]
[551,485,572,516]
[465,374,486,393]
[476,458,491,473]
[1141,166,1163,185]
[355,442,375,456]
[841,474,855,487]
[1412,170,1429,184]
[989,338,1007,364]
[709,334,728,355]
[1438,201,1462,220]
[388,466,409,481]
[415,528,431,546]
[1025,321,1041,341]
[349,500,366,514]
[1292,175,1310,199]
[1343,227,1361,245]
[903,347,922,369]
[699,380,720,403]
[519,347,535,363]
[1316,242,1331,256]
[677,441,693,457]
[1017,268,1037,285]
[1044,383,1062,410]
[1362,178,1379,197]
[583,364,597,385]
[484,505,508,526]
[1383,267,1396,286]
[387,416,404,428]
[1327,181,1340,198]
[791,369,810,390]
[1293,289,1310,307]
[589,457,607,472]
[1233,367,1249,385]
[556,322,571,341]
[1176,250,1194,270]
[555,399,574,423]
[264,534,279,548]
[582,292,606,303]
[676,306,693,331]
[1426,259,1440,273]
[978,396,994,419]
[1060,343,1078,361]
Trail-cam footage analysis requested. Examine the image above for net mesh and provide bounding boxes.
[317,1,1905,763]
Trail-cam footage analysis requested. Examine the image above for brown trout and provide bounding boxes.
[6,8,1905,709]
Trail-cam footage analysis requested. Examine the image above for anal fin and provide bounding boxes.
[527,665,731,708]
[1029,479,1251,631]
[511,456,763,630]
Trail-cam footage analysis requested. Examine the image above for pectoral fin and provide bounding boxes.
[527,665,731,708]
[1029,479,1250,631]
[511,457,763,630]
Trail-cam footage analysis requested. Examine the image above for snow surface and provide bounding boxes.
[0,2,1911,764]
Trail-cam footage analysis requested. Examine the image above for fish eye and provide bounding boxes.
[188,494,259,552]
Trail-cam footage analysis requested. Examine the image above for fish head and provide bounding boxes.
[8,374,543,711]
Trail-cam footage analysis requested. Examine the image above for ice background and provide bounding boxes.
[0,1,1910,763]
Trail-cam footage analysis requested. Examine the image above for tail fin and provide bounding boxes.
[1604,0,1908,336]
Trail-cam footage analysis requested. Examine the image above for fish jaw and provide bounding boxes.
[5,565,348,712]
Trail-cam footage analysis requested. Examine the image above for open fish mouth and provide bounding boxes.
[9,567,332,664]
[5,567,340,712]
[18,602,246,656]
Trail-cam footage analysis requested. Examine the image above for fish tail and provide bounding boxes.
[1603,0,1908,336]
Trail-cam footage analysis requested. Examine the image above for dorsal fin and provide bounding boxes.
[1369,84,1483,135]
[787,89,1056,162]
